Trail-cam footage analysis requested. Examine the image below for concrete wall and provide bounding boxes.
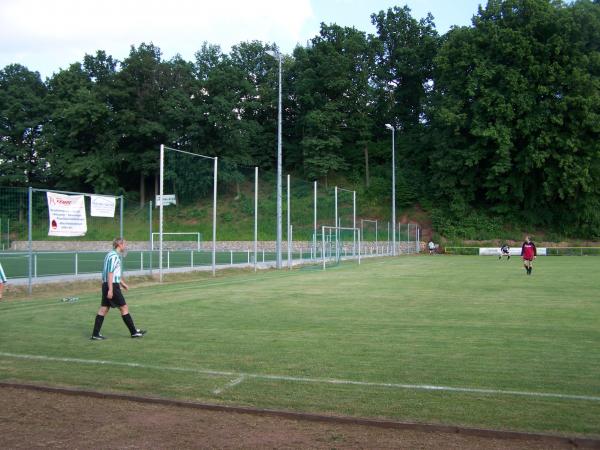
[11,240,424,253]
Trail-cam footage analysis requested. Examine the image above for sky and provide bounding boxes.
[0,0,484,80]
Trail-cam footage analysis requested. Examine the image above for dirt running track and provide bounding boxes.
[1,385,597,449]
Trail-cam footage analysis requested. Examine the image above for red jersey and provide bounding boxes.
[521,241,537,260]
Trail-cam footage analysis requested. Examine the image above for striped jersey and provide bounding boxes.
[102,250,122,283]
[0,262,6,283]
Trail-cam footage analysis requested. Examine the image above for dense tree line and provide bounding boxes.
[1,0,600,237]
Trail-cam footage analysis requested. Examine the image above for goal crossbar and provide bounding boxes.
[151,232,201,251]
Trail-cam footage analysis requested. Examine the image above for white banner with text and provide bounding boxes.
[47,192,87,237]
[90,195,116,217]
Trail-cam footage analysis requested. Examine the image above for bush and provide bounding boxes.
[431,208,502,240]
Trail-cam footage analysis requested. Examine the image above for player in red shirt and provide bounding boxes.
[520,236,537,275]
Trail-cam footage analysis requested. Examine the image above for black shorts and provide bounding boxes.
[101,282,126,308]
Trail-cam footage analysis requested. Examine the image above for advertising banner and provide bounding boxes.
[90,195,116,217]
[47,192,87,237]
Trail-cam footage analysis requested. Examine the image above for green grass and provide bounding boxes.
[1,256,599,437]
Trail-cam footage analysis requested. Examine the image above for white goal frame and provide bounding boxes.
[151,232,201,251]
[321,225,361,270]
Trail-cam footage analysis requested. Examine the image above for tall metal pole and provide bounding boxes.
[212,157,218,276]
[334,186,338,261]
[313,180,317,261]
[276,54,283,270]
[254,166,258,272]
[149,201,153,275]
[353,190,356,256]
[392,128,396,256]
[159,144,164,282]
[287,174,291,269]
[385,124,397,256]
[28,186,32,295]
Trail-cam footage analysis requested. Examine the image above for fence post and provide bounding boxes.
[28,186,33,294]
[254,166,258,272]
[120,195,124,238]
[149,201,153,276]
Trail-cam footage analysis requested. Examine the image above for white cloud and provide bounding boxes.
[0,0,313,77]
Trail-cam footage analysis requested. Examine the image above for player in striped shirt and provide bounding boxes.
[90,238,146,340]
[0,261,7,300]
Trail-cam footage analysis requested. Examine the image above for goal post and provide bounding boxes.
[321,225,360,270]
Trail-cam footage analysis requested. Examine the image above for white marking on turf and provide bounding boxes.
[213,375,245,395]
[1,352,599,403]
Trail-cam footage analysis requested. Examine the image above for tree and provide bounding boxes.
[0,64,48,186]
[293,24,376,183]
[44,55,120,193]
[113,43,169,202]
[371,6,440,200]
[429,0,600,235]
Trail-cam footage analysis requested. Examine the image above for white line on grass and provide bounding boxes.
[1,352,599,402]
[213,376,245,395]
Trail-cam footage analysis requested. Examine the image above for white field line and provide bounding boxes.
[213,376,245,395]
[1,352,599,402]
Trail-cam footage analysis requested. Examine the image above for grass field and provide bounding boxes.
[0,255,599,437]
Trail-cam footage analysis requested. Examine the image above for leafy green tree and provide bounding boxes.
[44,55,120,193]
[293,24,376,183]
[370,6,440,201]
[113,43,169,202]
[371,6,439,129]
[429,0,600,235]
[0,64,48,186]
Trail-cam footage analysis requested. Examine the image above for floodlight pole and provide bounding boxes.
[267,49,283,269]
[277,54,282,270]
[385,124,397,256]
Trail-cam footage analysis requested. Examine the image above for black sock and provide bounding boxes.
[92,315,105,336]
[122,313,137,334]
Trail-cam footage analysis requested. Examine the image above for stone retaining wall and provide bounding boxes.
[11,240,424,253]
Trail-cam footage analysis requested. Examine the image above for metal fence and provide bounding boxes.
[0,181,422,289]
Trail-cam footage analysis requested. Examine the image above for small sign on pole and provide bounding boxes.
[155,194,176,206]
